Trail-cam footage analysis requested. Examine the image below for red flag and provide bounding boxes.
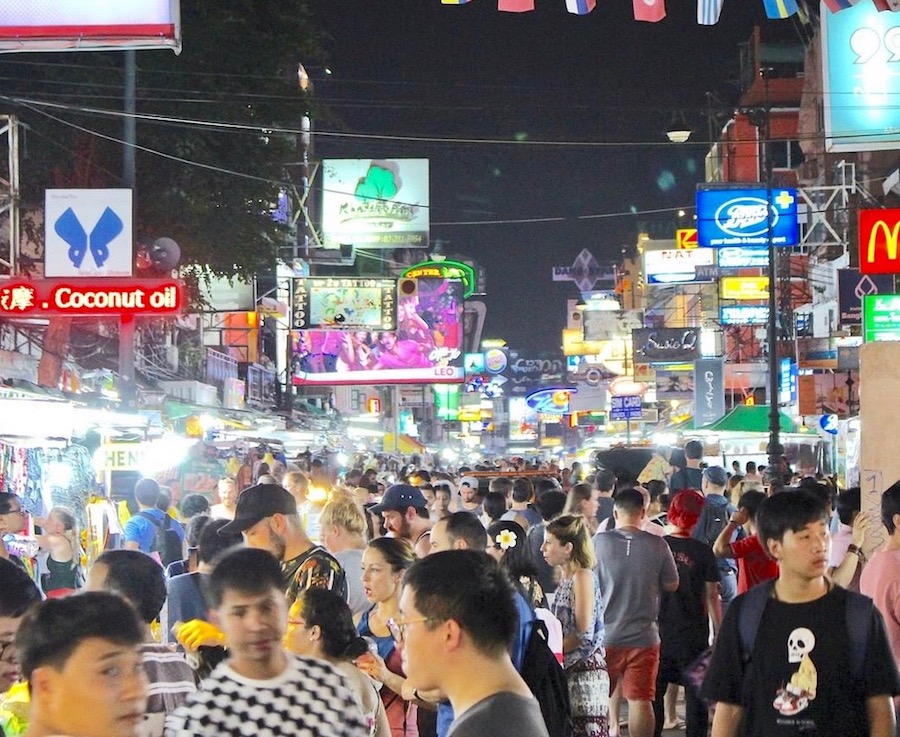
[873,0,900,9]
[498,0,535,9]
[633,0,666,21]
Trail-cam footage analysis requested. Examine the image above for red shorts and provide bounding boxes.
[605,643,661,701]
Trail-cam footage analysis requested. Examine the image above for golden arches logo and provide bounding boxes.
[867,220,900,264]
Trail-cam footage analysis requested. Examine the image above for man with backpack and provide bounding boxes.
[692,466,741,611]
[399,550,551,737]
[123,478,185,567]
[703,490,900,737]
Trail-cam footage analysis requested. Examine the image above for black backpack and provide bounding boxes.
[139,511,183,566]
[693,496,741,573]
[519,617,574,737]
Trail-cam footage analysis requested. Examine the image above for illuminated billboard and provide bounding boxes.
[720,276,769,301]
[0,1,181,52]
[321,159,429,250]
[859,209,900,275]
[402,259,476,298]
[0,279,181,317]
[720,305,769,325]
[291,277,396,331]
[696,186,799,247]
[632,328,700,365]
[643,248,715,284]
[864,294,900,342]
[822,1,900,153]
[291,278,463,385]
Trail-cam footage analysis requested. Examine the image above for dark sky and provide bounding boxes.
[312,0,773,353]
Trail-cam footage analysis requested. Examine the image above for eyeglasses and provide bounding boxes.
[1,508,24,517]
[386,616,431,643]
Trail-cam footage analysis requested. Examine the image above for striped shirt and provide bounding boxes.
[141,643,198,737]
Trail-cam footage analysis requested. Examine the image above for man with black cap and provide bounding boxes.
[219,483,347,606]
[370,483,433,558]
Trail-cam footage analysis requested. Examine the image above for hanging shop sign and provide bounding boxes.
[525,387,574,415]
[643,248,715,285]
[696,186,799,248]
[402,259,476,298]
[632,327,700,365]
[838,268,895,326]
[717,245,770,269]
[0,279,182,317]
[0,0,181,52]
[321,159,429,250]
[290,277,396,331]
[694,359,726,426]
[720,305,769,325]
[720,276,770,301]
[859,210,900,275]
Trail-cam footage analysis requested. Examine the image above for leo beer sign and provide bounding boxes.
[859,209,900,275]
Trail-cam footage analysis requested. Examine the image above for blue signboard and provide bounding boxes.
[696,187,799,248]
[779,357,797,406]
[822,1,900,153]
[720,305,769,325]
[717,245,770,269]
[837,269,894,328]
[610,394,643,421]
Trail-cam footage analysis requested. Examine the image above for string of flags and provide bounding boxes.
[440,0,900,23]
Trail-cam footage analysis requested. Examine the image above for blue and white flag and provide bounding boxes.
[698,0,724,24]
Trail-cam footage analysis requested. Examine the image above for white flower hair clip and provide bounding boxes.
[496,529,517,551]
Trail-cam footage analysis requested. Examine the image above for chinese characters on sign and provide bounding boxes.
[0,280,182,316]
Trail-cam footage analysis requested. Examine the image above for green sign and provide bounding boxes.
[433,384,459,420]
[863,294,900,342]
[401,259,476,298]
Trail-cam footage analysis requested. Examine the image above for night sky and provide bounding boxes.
[312,0,776,352]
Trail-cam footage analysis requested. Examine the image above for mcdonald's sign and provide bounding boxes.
[860,209,900,275]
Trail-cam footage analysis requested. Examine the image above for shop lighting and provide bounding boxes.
[335,451,349,467]
[44,461,72,489]
[347,427,385,438]
[441,448,459,461]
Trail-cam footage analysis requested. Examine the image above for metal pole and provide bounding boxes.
[118,50,137,401]
[763,69,784,494]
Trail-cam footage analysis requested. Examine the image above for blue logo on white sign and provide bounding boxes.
[55,207,123,269]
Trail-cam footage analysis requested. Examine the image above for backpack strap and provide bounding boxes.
[138,510,163,528]
[738,579,776,665]
[845,590,874,682]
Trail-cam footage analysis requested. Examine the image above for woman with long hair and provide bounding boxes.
[34,506,83,596]
[286,588,391,737]
[564,482,601,534]
[486,519,547,609]
[355,537,419,737]
[542,513,608,737]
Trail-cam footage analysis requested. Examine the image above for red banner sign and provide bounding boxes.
[0,279,182,317]
[860,209,900,275]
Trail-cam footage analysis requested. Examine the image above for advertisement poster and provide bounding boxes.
[291,277,396,331]
[694,359,726,426]
[838,269,894,327]
[292,278,463,385]
[696,186,799,247]
[655,369,695,401]
[632,327,700,365]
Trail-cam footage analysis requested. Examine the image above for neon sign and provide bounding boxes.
[0,279,182,316]
[402,259,476,298]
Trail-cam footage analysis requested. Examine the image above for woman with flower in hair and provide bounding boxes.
[542,513,608,737]
[486,519,547,608]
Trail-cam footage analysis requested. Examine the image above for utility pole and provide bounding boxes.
[118,49,137,406]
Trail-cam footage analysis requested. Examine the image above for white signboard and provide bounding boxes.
[45,189,133,277]
[321,159,429,250]
[643,248,715,284]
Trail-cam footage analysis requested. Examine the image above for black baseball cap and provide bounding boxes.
[218,483,297,535]
[370,484,428,514]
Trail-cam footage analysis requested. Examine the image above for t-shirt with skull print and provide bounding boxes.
[703,585,900,737]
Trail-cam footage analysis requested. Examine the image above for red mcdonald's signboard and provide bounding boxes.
[860,209,900,275]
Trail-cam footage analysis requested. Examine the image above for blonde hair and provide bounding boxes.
[563,482,593,516]
[319,495,367,537]
[545,513,596,569]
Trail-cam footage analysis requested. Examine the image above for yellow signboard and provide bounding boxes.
[98,444,145,471]
[720,276,769,301]
[676,228,698,250]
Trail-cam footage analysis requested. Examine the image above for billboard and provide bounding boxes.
[291,278,463,385]
[720,305,769,325]
[507,351,566,396]
[583,309,643,342]
[717,245,769,269]
[321,159,429,250]
[838,269,894,327]
[632,327,700,365]
[44,189,133,277]
[655,368,695,401]
[822,1,900,153]
[0,279,181,317]
[864,294,900,342]
[721,276,769,301]
[859,209,900,275]
[402,259,476,298]
[290,277,396,331]
[696,186,799,247]
[643,248,715,285]
[0,1,180,52]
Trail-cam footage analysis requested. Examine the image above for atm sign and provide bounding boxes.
[860,209,900,275]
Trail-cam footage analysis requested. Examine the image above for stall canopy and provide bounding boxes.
[697,405,797,434]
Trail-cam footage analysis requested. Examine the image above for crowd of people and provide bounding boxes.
[0,440,899,737]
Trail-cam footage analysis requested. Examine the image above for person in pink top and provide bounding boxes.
[712,489,778,595]
[860,481,900,676]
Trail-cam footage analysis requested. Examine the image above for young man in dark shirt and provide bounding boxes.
[703,491,899,737]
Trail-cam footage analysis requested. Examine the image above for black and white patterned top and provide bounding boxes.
[165,653,368,737]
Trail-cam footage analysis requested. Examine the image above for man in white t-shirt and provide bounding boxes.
[167,547,367,737]
[209,477,238,520]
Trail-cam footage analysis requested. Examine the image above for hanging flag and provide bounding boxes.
[634,0,666,21]
[441,0,472,4]
[566,0,596,13]
[499,0,535,9]
[873,0,900,9]
[762,0,799,17]
[698,0,724,24]
[821,0,857,11]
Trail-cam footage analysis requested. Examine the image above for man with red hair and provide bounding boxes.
[655,490,722,737]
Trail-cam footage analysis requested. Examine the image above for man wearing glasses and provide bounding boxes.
[0,493,28,568]
[395,550,549,737]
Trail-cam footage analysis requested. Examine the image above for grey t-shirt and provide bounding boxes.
[593,528,679,648]
[448,692,549,737]
[332,548,368,616]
